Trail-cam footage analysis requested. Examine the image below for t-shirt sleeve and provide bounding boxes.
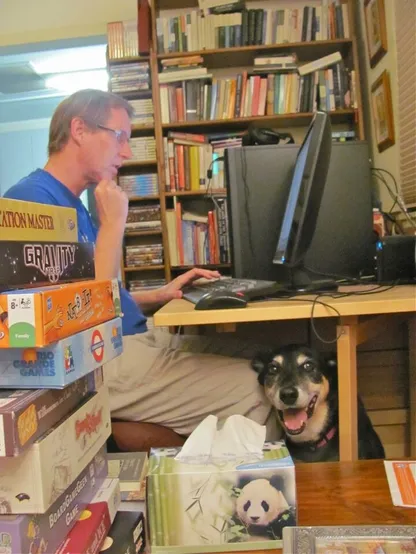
[4,184,58,206]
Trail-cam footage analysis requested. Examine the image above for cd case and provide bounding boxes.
[283,526,416,554]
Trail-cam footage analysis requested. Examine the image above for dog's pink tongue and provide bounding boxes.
[283,409,307,431]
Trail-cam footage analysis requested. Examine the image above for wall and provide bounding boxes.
[356,0,400,212]
[0,0,137,47]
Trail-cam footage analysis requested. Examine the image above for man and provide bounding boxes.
[5,89,278,441]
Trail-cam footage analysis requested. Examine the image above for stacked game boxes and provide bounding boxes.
[0,198,127,553]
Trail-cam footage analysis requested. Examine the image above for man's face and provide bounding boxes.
[80,107,133,182]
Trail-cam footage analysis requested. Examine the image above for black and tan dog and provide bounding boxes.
[252,344,385,462]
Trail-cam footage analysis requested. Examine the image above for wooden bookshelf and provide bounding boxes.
[162,110,356,131]
[108,0,365,287]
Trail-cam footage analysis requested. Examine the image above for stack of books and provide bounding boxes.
[128,97,154,127]
[118,173,159,198]
[125,244,164,267]
[126,204,162,232]
[0,198,145,553]
[109,62,151,95]
[127,136,156,163]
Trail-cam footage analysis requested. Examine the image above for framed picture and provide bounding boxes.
[364,0,388,68]
[371,70,395,153]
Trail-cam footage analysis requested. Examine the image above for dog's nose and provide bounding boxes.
[280,387,298,405]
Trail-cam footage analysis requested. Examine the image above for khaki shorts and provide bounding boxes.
[104,328,281,439]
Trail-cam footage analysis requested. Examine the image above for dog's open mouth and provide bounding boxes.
[278,394,318,435]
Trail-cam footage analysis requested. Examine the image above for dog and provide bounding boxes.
[252,344,385,462]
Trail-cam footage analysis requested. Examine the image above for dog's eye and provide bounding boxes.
[303,361,315,371]
[268,363,280,374]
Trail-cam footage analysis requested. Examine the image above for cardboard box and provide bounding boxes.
[100,510,145,554]
[0,241,95,291]
[0,198,78,242]
[0,446,108,554]
[56,478,120,554]
[0,317,122,389]
[147,442,297,552]
[0,367,103,457]
[0,279,121,348]
[0,386,111,514]
[107,451,148,501]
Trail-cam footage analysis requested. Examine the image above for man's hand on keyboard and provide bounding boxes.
[157,268,221,304]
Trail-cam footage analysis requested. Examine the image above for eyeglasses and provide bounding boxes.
[96,124,130,145]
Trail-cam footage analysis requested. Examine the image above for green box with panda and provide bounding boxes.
[147,441,297,552]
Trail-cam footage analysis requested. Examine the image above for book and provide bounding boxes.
[107,452,148,501]
[298,51,342,76]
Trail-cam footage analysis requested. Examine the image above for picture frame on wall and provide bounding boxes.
[371,70,395,153]
[364,0,388,68]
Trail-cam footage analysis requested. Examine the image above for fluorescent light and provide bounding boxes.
[31,45,107,75]
[45,70,109,93]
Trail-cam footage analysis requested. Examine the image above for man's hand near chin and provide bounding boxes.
[131,267,221,310]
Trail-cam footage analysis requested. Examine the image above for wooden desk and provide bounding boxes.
[154,286,416,461]
[214,459,416,554]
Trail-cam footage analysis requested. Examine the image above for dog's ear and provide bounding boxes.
[251,350,272,385]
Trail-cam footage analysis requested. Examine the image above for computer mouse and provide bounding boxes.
[195,290,248,310]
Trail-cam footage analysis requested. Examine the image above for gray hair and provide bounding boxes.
[48,89,134,155]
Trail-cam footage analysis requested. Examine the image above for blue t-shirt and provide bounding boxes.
[4,169,148,336]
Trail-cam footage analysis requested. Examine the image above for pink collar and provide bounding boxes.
[316,426,337,449]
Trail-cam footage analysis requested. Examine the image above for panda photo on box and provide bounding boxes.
[230,474,296,542]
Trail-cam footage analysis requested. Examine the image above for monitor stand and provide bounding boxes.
[273,266,338,296]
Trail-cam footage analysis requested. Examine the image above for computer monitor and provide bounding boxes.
[225,122,374,290]
[272,111,335,291]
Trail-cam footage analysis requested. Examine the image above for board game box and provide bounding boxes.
[0,367,103,456]
[56,478,121,554]
[0,198,78,242]
[0,386,111,513]
[0,279,121,348]
[100,510,145,554]
[0,446,108,554]
[0,317,122,389]
[0,240,95,290]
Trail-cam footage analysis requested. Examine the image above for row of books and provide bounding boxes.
[119,173,159,197]
[159,64,356,123]
[109,62,150,95]
[156,2,350,53]
[107,1,151,59]
[125,244,164,267]
[0,197,145,553]
[166,199,230,266]
[163,131,243,192]
[126,205,162,232]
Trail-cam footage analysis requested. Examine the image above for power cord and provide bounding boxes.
[372,167,416,229]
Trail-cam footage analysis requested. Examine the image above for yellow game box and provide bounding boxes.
[0,198,78,242]
[0,279,121,348]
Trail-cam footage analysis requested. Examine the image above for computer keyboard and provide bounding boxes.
[182,277,281,304]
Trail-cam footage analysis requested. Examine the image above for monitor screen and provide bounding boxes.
[273,111,332,269]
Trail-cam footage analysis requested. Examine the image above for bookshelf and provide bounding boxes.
[107,0,364,290]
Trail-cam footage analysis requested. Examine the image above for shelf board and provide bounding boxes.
[128,195,160,201]
[108,55,150,64]
[162,110,356,130]
[121,160,157,168]
[165,189,226,197]
[124,230,162,237]
[124,265,165,272]
[157,39,353,67]
[172,263,232,270]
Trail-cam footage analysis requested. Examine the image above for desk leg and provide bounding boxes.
[337,316,358,461]
[409,314,416,458]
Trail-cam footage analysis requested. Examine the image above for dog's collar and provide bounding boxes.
[315,426,337,449]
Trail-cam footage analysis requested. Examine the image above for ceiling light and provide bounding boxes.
[45,70,109,93]
[31,45,107,75]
